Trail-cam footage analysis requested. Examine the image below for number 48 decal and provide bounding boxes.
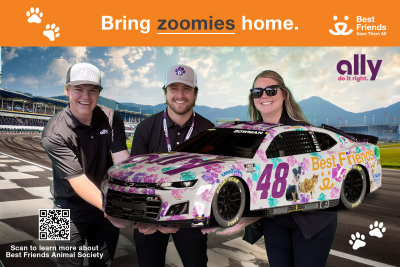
[256,162,289,199]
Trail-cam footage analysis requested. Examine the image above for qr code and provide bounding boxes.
[39,209,70,240]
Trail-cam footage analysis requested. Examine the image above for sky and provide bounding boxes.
[1,46,400,112]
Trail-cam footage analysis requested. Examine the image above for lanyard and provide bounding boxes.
[163,110,195,152]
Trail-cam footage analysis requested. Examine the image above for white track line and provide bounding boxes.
[0,221,34,245]
[0,151,52,170]
[0,198,54,219]
[330,249,397,267]
[382,168,400,171]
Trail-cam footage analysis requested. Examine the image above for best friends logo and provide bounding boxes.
[337,54,382,82]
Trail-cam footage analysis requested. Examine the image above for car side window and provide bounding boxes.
[266,131,317,158]
[313,131,337,151]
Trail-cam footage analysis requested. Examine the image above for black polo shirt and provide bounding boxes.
[42,105,127,199]
[131,109,214,155]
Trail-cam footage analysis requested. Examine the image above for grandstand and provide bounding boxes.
[0,88,149,133]
[216,118,240,125]
[335,124,400,141]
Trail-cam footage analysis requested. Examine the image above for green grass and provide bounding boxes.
[379,147,400,169]
[126,136,133,153]
[377,143,400,148]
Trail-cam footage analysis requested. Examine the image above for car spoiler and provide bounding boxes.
[320,124,378,145]
[346,133,379,145]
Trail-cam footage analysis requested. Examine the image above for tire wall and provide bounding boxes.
[358,164,371,195]
[237,176,251,211]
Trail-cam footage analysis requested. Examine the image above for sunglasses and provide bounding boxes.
[250,85,279,98]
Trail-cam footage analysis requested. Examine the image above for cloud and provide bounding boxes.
[389,94,400,105]
[163,47,174,56]
[178,57,215,78]
[104,47,152,88]
[211,47,235,54]
[102,62,163,103]
[48,57,71,85]
[3,75,16,84]
[368,85,395,102]
[19,76,39,85]
[380,53,400,80]
[241,47,277,68]
[94,58,106,67]
[105,47,138,89]
[65,47,88,61]
[133,62,163,88]
[2,47,19,64]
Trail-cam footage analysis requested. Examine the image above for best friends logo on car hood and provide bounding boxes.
[108,152,235,180]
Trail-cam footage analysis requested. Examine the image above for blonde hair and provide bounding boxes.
[248,70,311,125]
[64,83,102,92]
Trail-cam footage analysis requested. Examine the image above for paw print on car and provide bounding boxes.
[369,221,386,238]
[43,23,60,41]
[27,7,43,23]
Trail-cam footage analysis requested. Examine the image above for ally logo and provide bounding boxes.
[329,15,353,36]
[337,54,382,81]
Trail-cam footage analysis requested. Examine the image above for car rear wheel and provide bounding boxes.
[212,177,246,228]
[339,165,366,209]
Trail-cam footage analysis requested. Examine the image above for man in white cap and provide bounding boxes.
[131,64,214,267]
[42,62,131,267]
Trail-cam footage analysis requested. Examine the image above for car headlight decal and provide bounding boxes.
[159,179,198,189]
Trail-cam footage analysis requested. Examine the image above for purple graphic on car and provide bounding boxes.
[332,164,346,182]
[247,177,254,192]
[144,174,159,183]
[252,191,258,205]
[201,170,220,184]
[287,156,297,167]
[131,172,146,182]
[331,187,340,199]
[201,189,213,202]
[300,193,310,203]
[204,164,224,173]
[159,201,169,219]
[167,215,187,221]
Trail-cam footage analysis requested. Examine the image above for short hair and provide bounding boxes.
[162,85,198,95]
[64,83,102,92]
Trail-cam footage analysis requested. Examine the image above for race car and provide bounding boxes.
[102,122,382,228]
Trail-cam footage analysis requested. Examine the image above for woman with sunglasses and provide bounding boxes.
[204,70,337,267]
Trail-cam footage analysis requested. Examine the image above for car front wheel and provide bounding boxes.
[212,177,246,228]
[339,165,367,209]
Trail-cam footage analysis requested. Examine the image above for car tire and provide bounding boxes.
[339,165,367,209]
[212,177,246,228]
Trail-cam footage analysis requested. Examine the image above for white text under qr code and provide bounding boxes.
[39,209,70,240]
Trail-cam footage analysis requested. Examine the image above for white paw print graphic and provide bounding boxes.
[349,232,366,250]
[26,7,43,23]
[369,221,386,238]
[43,23,60,41]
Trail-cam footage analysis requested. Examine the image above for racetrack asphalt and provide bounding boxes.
[0,134,399,267]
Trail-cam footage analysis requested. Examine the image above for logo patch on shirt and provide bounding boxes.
[100,129,108,135]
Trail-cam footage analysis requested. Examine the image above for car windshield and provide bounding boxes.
[174,128,266,158]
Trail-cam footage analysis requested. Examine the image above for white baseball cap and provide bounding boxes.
[66,62,103,89]
[164,65,197,88]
